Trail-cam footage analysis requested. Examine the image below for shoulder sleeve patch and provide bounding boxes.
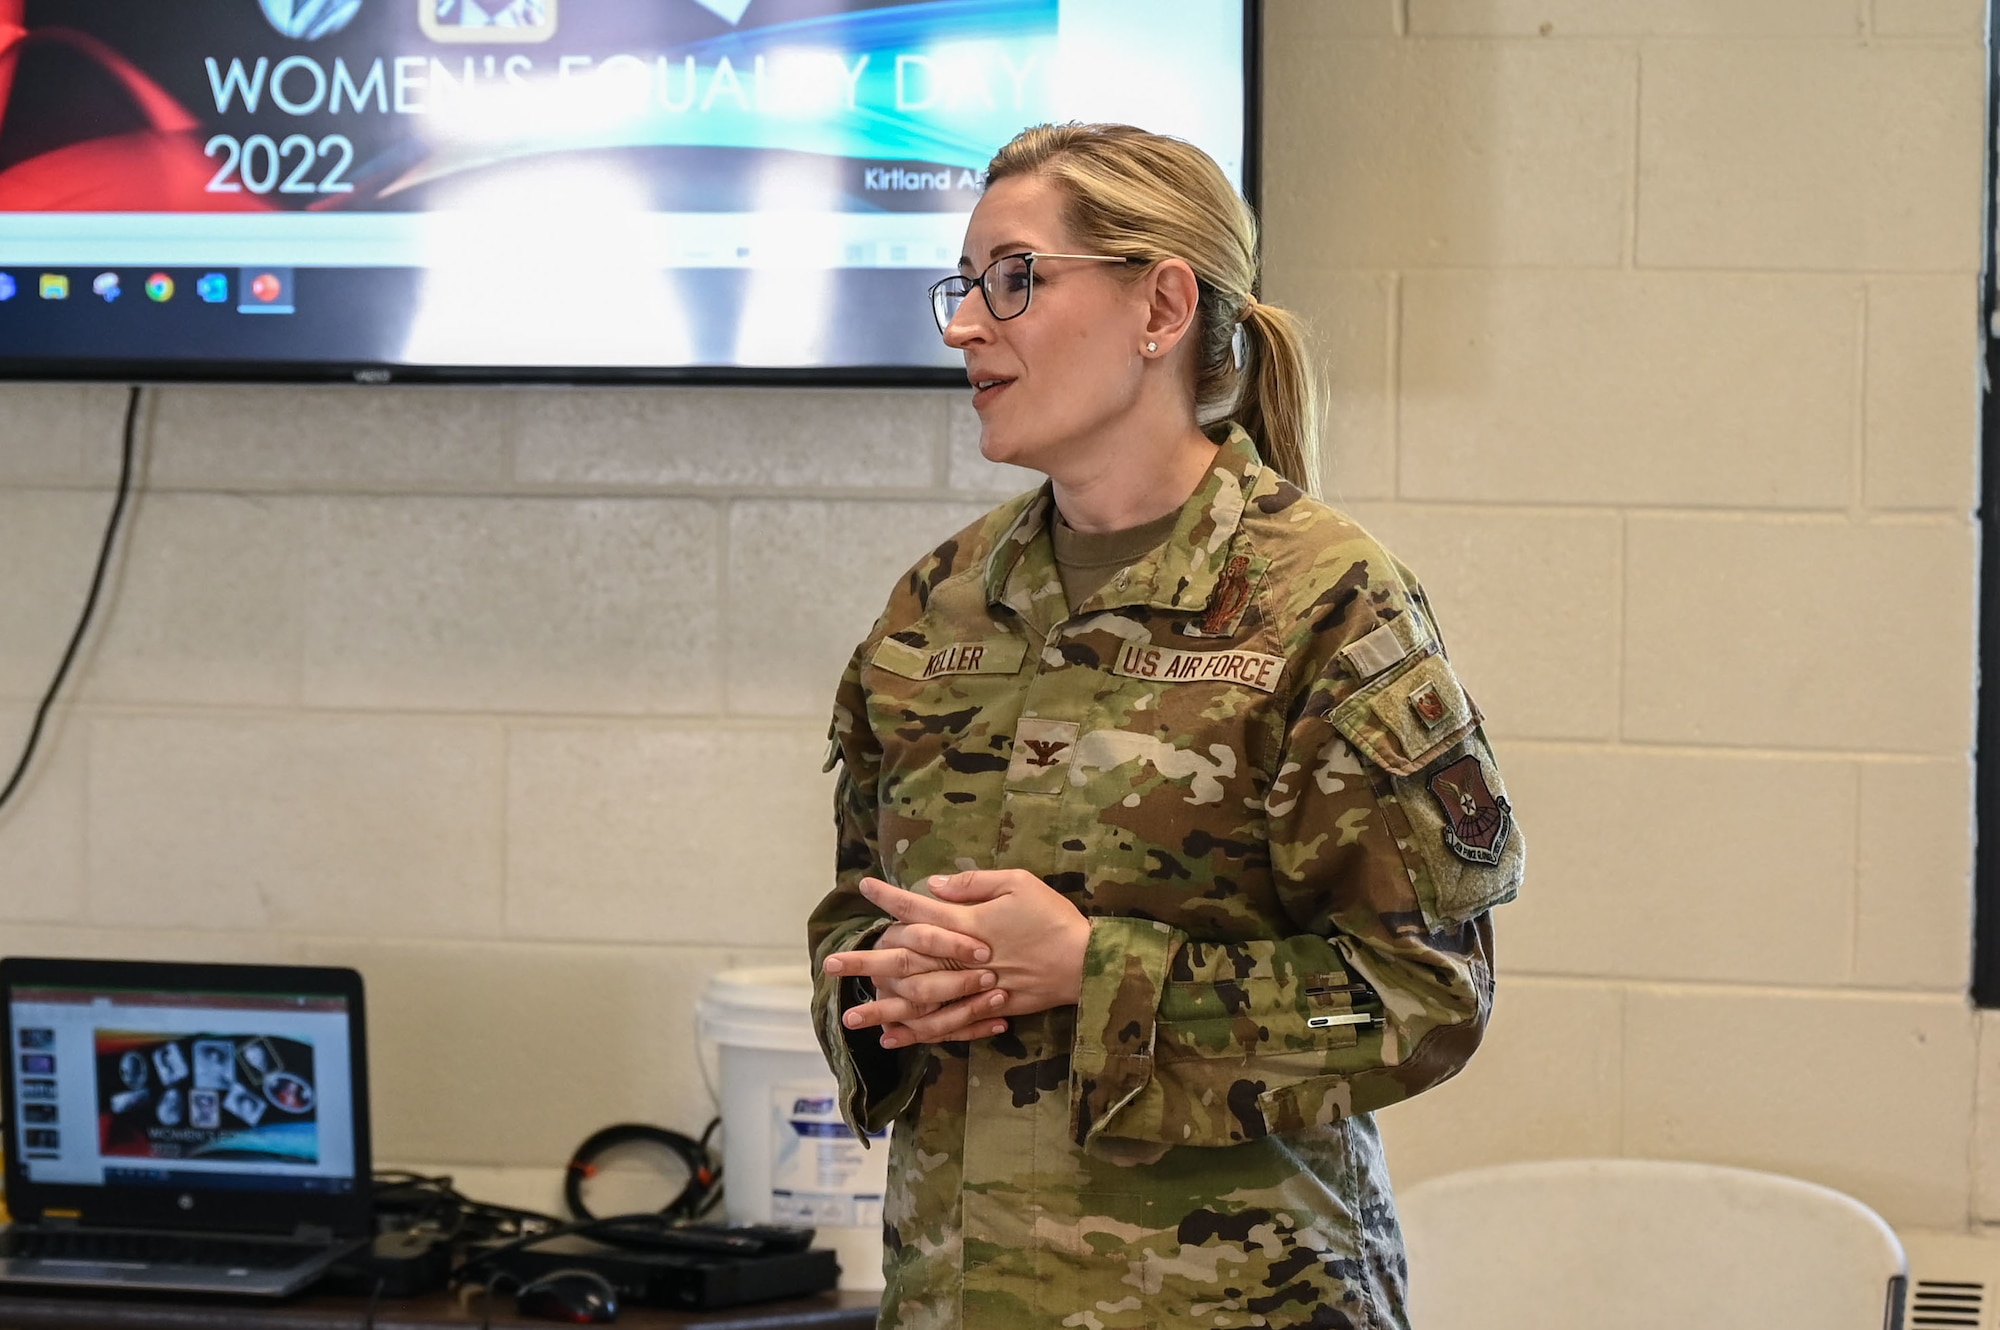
[1327,651,1522,930]
[1427,753,1514,868]
[1331,651,1478,776]
[1405,740,1523,927]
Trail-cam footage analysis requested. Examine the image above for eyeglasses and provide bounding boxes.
[928,251,1139,335]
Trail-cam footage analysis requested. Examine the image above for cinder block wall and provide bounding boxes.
[0,0,1988,1231]
[1262,0,1988,1231]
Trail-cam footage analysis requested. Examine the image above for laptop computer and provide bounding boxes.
[0,956,373,1296]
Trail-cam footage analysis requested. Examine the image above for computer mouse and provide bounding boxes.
[515,1268,619,1324]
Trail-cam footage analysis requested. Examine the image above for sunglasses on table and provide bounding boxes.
[928,251,1143,335]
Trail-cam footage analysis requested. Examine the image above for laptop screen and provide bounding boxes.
[9,982,359,1198]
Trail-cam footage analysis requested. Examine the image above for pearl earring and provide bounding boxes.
[1145,341,1158,353]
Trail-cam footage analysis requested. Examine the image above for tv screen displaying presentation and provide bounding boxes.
[0,0,1255,383]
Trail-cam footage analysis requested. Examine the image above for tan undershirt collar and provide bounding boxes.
[1051,507,1183,615]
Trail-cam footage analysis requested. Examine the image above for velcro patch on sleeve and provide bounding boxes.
[1111,642,1286,693]
[1330,650,1482,777]
[870,637,1027,681]
[1368,653,1473,761]
[1338,614,1432,680]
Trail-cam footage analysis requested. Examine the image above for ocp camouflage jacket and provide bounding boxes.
[808,426,1523,1330]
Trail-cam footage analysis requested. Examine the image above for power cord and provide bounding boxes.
[0,384,142,817]
[370,1169,561,1246]
[360,1275,385,1330]
[562,1120,722,1223]
[454,1118,729,1294]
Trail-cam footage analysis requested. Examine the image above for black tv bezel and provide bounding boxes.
[0,956,373,1239]
[0,0,1262,388]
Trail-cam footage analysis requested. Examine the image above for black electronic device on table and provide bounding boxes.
[320,1228,456,1299]
[474,1229,838,1312]
[0,956,372,1297]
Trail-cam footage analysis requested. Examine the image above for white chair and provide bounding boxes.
[1398,1159,1907,1330]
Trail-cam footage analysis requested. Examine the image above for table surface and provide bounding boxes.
[0,1287,881,1330]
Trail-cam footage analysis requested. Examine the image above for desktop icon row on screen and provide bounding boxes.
[0,270,285,311]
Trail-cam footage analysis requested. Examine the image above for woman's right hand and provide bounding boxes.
[822,880,1003,1045]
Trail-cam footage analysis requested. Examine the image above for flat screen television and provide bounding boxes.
[0,0,1256,384]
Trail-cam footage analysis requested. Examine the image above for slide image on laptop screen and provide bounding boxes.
[11,984,355,1192]
[95,1032,319,1165]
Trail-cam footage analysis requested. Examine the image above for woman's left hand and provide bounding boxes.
[831,870,1090,1047]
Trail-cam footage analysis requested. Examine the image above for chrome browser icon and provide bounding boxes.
[260,0,362,41]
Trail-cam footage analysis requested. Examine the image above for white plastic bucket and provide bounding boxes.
[697,965,888,1292]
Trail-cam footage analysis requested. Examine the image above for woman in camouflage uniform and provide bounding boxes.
[810,123,1522,1330]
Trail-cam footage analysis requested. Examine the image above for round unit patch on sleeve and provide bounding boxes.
[1426,754,1513,866]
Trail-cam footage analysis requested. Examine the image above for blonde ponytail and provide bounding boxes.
[985,123,1323,495]
[1234,300,1321,493]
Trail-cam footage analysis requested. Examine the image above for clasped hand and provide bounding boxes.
[821,870,1089,1048]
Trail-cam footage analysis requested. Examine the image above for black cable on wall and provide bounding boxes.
[1969,2,1999,1007]
[0,384,142,817]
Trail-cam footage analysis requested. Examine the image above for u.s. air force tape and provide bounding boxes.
[1111,643,1286,693]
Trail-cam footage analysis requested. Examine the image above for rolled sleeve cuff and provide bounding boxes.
[1068,915,1181,1150]
[811,917,925,1139]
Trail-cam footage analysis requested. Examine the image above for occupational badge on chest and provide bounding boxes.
[1178,553,1266,638]
[1426,754,1513,865]
[1006,717,1079,792]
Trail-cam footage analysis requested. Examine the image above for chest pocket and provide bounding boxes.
[1332,649,1524,931]
[860,631,1030,792]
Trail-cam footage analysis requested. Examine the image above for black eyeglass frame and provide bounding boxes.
[928,251,1144,335]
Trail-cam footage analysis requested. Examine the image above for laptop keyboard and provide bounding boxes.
[1,1229,327,1271]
